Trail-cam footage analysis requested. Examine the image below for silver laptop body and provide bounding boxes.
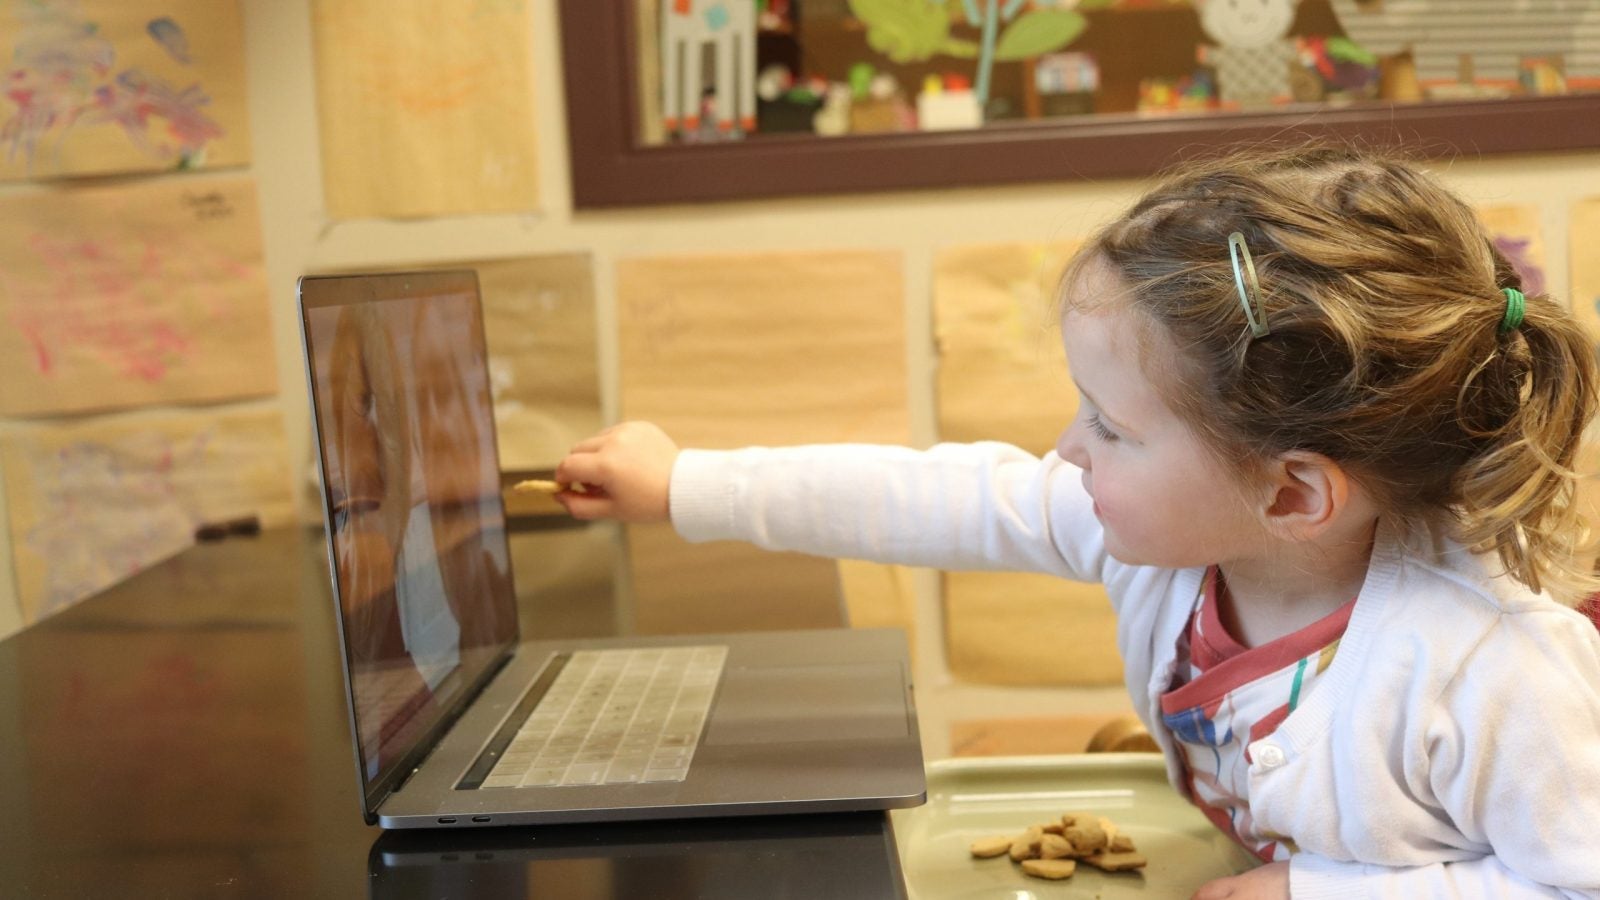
[296,269,925,828]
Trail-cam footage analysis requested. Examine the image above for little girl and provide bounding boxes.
[555,144,1600,898]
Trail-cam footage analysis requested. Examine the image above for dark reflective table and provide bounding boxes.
[0,525,906,899]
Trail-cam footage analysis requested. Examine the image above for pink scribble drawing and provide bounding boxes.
[2,1,225,173]
[0,227,255,382]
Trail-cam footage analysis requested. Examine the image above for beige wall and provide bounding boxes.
[2,0,1599,653]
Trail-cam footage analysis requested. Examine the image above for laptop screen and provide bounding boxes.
[300,271,518,804]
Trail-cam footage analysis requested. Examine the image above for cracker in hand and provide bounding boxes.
[513,479,589,495]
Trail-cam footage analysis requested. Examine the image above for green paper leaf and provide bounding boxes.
[1326,35,1376,65]
[849,0,955,63]
[992,9,1086,61]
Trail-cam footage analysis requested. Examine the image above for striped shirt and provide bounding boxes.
[1160,567,1355,862]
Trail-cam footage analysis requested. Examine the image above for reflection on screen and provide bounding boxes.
[306,288,517,786]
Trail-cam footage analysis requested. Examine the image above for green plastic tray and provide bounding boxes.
[890,754,1259,899]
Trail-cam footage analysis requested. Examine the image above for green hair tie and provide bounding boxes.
[1500,287,1526,334]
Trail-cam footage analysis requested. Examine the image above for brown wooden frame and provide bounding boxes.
[559,0,1600,209]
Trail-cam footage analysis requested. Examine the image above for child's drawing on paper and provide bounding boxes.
[0,0,249,180]
[0,176,277,416]
[3,228,244,383]
[0,408,294,623]
[1475,205,1548,301]
[1490,234,1547,298]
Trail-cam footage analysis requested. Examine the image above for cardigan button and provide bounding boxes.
[1253,742,1286,769]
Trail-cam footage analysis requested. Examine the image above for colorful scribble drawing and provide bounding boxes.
[5,407,294,620]
[2,1,223,174]
[20,430,207,617]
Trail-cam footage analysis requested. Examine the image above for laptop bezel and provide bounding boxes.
[296,269,522,824]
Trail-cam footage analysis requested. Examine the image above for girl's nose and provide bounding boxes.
[1056,423,1088,469]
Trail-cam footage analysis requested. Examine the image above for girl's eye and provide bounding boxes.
[1087,412,1118,442]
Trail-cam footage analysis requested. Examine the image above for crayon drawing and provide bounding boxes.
[311,0,538,218]
[0,0,249,180]
[1,407,295,623]
[1476,205,1547,297]
[0,176,276,416]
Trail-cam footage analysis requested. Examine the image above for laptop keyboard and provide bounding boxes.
[479,646,727,788]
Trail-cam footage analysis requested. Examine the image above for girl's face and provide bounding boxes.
[1055,287,1268,569]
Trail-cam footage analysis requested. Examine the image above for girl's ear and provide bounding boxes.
[1260,450,1349,542]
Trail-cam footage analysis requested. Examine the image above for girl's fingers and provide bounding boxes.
[567,434,609,454]
[555,453,605,487]
[555,492,614,521]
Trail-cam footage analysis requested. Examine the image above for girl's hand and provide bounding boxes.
[553,422,680,524]
[1191,861,1289,900]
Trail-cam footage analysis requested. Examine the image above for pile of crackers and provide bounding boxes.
[969,811,1148,881]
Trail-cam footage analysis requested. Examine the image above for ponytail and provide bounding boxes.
[1453,289,1600,603]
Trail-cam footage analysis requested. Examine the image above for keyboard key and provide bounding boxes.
[561,763,606,785]
[522,767,565,787]
[480,646,726,790]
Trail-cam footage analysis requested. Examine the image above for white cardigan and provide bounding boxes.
[669,441,1600,899]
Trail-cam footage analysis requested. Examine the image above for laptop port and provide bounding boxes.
[471,815,491,823]
[437,817,457,824]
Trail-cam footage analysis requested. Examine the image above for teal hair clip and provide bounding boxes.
[1227,231,1269,339]
[1500,287,1526,334]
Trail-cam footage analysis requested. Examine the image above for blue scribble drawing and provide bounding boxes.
[146,16,190,64]
[2,2,224,174]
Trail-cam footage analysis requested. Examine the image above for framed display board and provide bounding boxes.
[561,0,1600,207]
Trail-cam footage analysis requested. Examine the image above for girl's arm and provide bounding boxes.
[666,440,1106,579]
[1291,854,1592,900]
[554,421,1109,581]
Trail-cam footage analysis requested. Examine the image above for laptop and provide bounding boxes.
[296,269,925,829]
[368,812,908,899]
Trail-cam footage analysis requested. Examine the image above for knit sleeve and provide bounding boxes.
[668,441,1110,581]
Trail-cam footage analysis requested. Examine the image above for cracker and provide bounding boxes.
[1021,858,1077,880]
[969,836,1013,858]
[1063,818,1108,856]
[968,811,1147,883]
[1008,826,1044,861]
[1039,833,1074,860]
[513,479,588,495]
[1084,851,1148,872]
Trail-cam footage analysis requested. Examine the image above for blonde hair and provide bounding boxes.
[1063,142,1600,604]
